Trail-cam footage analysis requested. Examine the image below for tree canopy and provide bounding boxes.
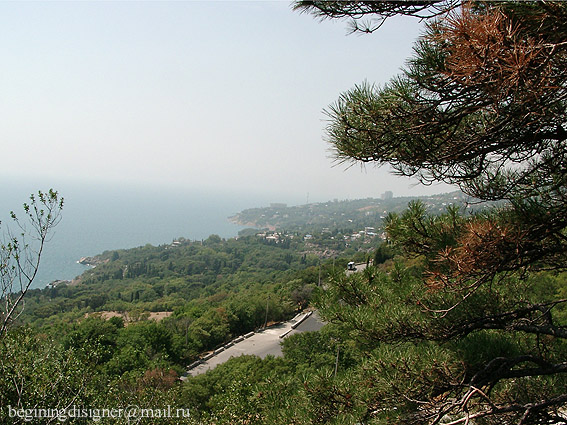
[295,1,567,424]
[296,0,567,278]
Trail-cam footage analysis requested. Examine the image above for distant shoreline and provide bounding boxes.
[228,215,258,228]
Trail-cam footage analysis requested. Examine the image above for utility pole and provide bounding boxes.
[264,297,269,329]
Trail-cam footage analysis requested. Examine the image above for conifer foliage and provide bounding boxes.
[296,1,567,423]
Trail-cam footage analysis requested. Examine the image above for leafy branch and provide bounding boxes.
[0,189,63,337]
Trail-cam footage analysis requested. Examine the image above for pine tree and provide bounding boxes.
[296,1,567,423]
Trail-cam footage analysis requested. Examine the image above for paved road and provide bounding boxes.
[185,264,368,377]
[346,261,369,276]
[187,311,324,377]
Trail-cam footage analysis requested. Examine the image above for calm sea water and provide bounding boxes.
[0,181,274,289]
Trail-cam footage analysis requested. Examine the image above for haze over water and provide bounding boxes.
[0,180,280,289]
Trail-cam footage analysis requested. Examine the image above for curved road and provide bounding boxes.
[187,311,324,377]
[186,264,364,377]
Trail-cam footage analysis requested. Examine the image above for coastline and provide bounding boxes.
[228,214,259,229]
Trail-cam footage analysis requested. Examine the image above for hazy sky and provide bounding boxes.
[1,1,452,204]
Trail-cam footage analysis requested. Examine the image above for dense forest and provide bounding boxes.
[0,188,483,423]
[4,193,566,424]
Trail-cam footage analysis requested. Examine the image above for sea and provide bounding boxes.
[0,180,277,289]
